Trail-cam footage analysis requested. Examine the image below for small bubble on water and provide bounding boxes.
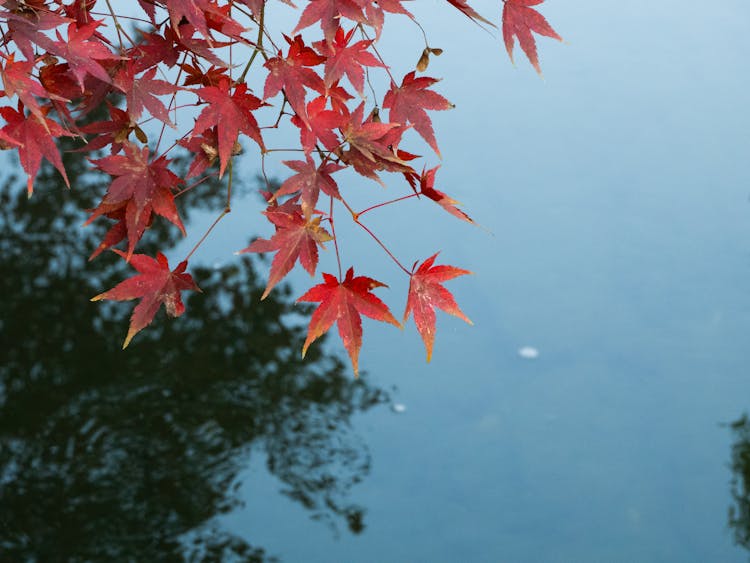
[518,346,539,359]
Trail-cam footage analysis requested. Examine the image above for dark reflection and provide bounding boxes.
[728,413,750,552]
[0,154,386,561]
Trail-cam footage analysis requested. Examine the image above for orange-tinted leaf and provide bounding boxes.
[91,251,200,348]
[339,102,412,184]
[181,63,228,87]
[298,268,399,375]
[502,0,562,74]
[404,253,472,362]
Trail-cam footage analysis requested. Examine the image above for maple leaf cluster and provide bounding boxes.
[0,0,561,375]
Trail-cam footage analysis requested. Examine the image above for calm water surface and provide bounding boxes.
[2,0,750,561]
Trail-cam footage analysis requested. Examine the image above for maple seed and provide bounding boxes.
[417,49,430,72]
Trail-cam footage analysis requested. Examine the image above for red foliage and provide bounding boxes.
[298,267,399,376]
[91,251,201,349]
[502,0,563,74]
[404,253,472,362]
[0,0,563,374]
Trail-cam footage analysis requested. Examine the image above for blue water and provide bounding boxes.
[2,1,749,561]
[214,1,750,560]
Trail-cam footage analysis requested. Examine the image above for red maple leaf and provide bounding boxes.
[263,34,325,127]
[39,61,84,105]
[191,77,265,177]
[113,61,179,127]
[404,253,472,361]
[181,63,228,87]
[272,156,343,218]
[87,143,184,260]
[62,0,100,29]
[47,22,120,91]
[414,165,473,224]
[166,0,222,38]
[314,27,385,97]
[79,101,148,154]
[127,29,180,72]
[0,103,71,195]
[205,3,249,40]
[137,0,157,23]
[293,0,367,45]
[178,126,225,179]
[323,80,354,114]
[363,0,414,39]
[383,71,453,156]
[502,0,562,74]
[298,267,400,375]
[91,251,200,348]
[1,3,66,61]
[339,102,412,183]
[159,24,230,69]
[239,198,333,299]
[1,54,64,124]
[445,0,494,26]
[87,205,128,261]
[290,96,344,154]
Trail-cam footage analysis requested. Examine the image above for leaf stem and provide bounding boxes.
[238,2,266,84]
[354,217,411,276]
[357,25,396,84]
[174,172,219,198]
[184,161,233,261]
[358,193,419,217]
[184,209,228,262]
[104,0,125,50]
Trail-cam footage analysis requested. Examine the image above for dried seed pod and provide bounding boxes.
[416,48,430,72]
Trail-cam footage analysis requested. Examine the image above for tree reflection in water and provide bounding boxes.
[728,413,750,553]
[0,158,387,561]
